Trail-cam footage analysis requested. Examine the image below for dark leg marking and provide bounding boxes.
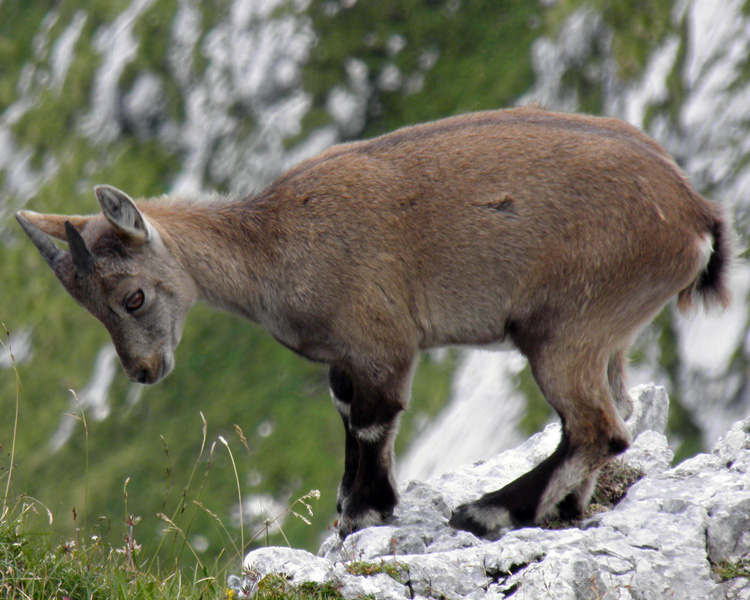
[335,362,411,537]
[555,426,629,522]
[449,429,572,536]
[338,429,399,536]
[451,326,634,538]
[329,366,354,403]
[329,367,358,514]
[555,472,597,520]
[548,350,633,523]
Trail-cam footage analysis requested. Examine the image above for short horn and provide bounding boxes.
[65,220,95,276]
[16,211,66,270]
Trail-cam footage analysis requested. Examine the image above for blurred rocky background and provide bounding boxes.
[1,0,748,562]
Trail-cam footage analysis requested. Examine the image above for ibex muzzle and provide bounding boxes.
[16,108,731,538]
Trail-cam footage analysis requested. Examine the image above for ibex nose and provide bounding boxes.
[134,363,161,385]
[119,352,173,385]
[132,354,173,385]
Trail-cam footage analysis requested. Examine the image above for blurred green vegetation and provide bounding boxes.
[306,0,542,136]
[550,0,675,81]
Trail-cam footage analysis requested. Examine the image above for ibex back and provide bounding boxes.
[16,107,731,537]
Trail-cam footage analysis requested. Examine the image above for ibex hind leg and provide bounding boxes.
[554,347,634,520]
[449,428,576,535]
[449,344,630,536]
[554,468,599,521]
[608,346,633,421]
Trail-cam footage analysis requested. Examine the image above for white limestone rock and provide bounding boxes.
[626,383,670,438]
[234,386,750,599]
[242,546,335,589]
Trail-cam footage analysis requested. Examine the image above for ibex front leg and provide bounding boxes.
[332,361,412,538]
[329,366,359,514]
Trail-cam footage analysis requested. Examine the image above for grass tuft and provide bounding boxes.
[0,326,325,599]
[589,458,644,509]
[251,574,344,600]
[712,558,750,582]
[345,560,409,585]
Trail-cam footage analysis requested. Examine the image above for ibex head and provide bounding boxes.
[16,186,196,384]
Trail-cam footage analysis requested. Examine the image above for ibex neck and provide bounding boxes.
[140,195,274,320]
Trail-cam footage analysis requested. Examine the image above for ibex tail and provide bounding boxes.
[678,212,733,312]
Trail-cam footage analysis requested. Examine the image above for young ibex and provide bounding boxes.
[16,107,730,538]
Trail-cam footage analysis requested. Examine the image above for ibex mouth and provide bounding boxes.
[130,353,174,385]
[136,369,152,385]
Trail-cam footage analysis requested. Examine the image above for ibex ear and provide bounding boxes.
[14,211,92,241]
[94,185,151,242]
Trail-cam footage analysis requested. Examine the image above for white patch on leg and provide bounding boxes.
[351,423,387,443]
[331,393,351,419]
[338,506,388,536]
[336,482,348,511]
[572,472,597,510]
[466,503,514,531]
[535,454,591,522]
[354,507,387,528]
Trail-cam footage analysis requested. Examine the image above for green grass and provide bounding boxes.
[250,575,344,600]
[345,560,408,585]
[712,558,750,582]
[0,319,449,599]
[0,324,403,600]
[0,326,331,599]
[1,503,222,599]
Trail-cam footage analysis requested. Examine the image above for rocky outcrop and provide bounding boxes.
[232,384,750,599]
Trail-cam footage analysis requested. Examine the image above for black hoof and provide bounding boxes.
[337,517,354,540]
[448,505,490,537]
[337,506,393,539]
[556,492,584,521]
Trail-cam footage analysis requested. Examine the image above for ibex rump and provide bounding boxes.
[16,107,730,537]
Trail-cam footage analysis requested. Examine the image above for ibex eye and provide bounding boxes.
[124,290,145,312]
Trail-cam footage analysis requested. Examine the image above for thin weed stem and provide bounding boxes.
[166,412,210,566]
[68,389,89,534]
[219,435,244,553]
[156,512,207,571]
[1,324,21,520]
[160,434,172,515]
[193,497,241,559]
